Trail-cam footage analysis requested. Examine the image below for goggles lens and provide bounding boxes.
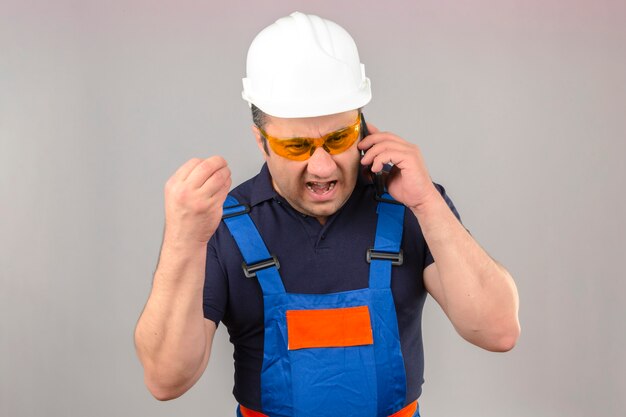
[260,114,362,161]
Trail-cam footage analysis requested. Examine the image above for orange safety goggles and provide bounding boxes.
[258,113,362,161]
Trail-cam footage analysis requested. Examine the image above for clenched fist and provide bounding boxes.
[163,156,231,246]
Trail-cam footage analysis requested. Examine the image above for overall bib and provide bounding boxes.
[222,195,420,417]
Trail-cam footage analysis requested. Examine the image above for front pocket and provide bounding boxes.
[286,305,374,350]
[289,344,378,417]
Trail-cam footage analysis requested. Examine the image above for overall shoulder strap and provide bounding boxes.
[222,196,285,295]
[369,192,405,289]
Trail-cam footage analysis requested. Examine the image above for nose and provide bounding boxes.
[306,146,337,178]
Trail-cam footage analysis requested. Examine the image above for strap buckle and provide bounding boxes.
[366,248,404,266]
[242,255,280,278]
[222,203,251,219]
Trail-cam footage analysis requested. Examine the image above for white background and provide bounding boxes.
[2,1,625,416]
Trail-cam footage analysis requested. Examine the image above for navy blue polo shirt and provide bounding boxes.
[203,164,461,410]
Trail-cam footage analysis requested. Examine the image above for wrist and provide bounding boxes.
[154,239,208,292]
[159,228,209,269]
[407,185,443,218]
[409,188,464,242]
[162,226,212,252]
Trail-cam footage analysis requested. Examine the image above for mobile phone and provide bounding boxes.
[360,113,387,197]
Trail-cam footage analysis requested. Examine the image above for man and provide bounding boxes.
[134,12,520,417]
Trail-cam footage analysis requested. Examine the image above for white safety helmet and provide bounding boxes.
[242,12,372,118]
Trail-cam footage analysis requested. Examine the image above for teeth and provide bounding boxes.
[306,181,336,194]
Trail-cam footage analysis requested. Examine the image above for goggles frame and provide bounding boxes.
[258,113,362,161]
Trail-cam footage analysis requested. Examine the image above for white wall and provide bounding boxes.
[2,1,625,416]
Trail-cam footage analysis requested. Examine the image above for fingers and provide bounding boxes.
[199,165,232,197]
[166,156,231,204]
[365,149,405,173]
[372,154,402,173]
[163,155,233,244]
[172,158,205,181]
[359,131,407,150]
[185,156,228,189]
[360,138,417,171]
[214,177,232,207]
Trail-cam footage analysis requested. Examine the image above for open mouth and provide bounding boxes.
[306,181,337,195]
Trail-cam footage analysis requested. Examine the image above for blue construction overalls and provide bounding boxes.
[222,194,420,417]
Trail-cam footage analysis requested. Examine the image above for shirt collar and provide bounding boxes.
[249,164,278,207]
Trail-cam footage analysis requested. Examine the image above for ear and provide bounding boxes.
[251,125,270,158]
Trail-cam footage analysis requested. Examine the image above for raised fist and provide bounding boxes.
[163,156,231,246]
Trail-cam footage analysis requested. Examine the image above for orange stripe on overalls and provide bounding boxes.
[286,306,373,350]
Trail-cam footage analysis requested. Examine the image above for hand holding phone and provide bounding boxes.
[358,116,439,209]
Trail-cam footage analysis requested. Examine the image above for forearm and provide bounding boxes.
[413,192,520,351]
[134,238,212,399]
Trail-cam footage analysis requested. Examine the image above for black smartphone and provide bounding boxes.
[360,113,386,197]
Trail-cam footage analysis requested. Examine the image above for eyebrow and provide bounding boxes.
[289,123,355,140]
[265,114,359,140]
